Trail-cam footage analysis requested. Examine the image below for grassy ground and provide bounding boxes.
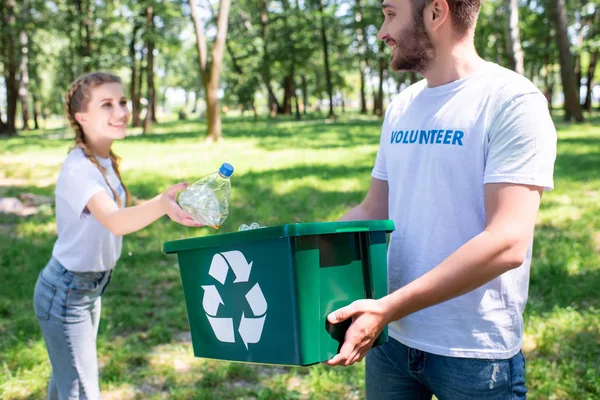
[1,112,598,399]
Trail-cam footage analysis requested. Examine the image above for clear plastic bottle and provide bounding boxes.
[177,163,234,229]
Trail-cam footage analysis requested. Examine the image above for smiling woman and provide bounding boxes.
[32,71,203,400]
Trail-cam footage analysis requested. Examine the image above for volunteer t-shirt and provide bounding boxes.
[372,62,557,359]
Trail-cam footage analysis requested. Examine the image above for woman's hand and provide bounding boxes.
[161,183,204,227]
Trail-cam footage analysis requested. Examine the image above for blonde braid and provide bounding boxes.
[64,72,128,208]
[109,149,132,206]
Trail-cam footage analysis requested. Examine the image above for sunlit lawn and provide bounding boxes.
[1,112,598,399]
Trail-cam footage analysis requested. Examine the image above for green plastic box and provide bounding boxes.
[163,220,395,366]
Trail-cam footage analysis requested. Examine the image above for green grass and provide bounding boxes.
[1,112,599,399]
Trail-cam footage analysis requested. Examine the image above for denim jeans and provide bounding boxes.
[33,257,112,400]
[365,337,527,400]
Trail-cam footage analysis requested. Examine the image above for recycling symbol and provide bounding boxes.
[201,250,267,349]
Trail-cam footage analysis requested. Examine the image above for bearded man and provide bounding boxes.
[324,0,557,398]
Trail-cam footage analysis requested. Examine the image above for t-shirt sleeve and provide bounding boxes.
[56,160,108,216]
[372,112,392,181]
[372,141,388,181]
[484,92,557,190]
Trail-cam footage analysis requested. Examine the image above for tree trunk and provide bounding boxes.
[318,0,335,119]
[583,51,597,112]
[192,89,201,114]
[355,0,368,114]
[32,93,40,130]
[294,88,301,120]
[583,9,599,112]
[143,6,155,134]
[574,11,585,104]
[18,0,30,131]
[281,0,299,118]
[549,0,584,121]
[282,76,294,115]
[374,41,385,117]
[542,31,553,111]
[129,23,141,127]
[0,0,19,136]
[189,0,231,141]
[301,75,308,114]
[74,0,93,72]
[4,66,19,136]
[504,0,524,74]
[259,0,280,117]
[134,50,145,127]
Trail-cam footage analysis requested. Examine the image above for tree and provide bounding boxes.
[19,0,31,131]
[582,6,599,112]
[549,0,584,121]
[189,0,231,141]
[355,0,368,113]
[0,0,22,136]
[317,0,335,119]
[143,5,156,134]
[504,0,524,74]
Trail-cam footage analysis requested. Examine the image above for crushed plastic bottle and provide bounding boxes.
[177,163,234,229]
[238,222,261,231]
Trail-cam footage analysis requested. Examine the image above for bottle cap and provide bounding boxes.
[219,163,234,177]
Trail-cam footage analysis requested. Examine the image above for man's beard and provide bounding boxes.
[390,13,435,73]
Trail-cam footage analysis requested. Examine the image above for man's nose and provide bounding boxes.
[378,25,388,41]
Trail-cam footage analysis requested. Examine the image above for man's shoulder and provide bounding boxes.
[482,63,543,101]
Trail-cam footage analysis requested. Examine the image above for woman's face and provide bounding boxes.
[76,83,130,142]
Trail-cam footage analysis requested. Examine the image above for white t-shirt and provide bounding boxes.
[372,62,557,359]
[52,147,126,272]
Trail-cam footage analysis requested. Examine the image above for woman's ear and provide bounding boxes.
[75,112,87,125]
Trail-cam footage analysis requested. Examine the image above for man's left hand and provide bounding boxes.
[324,298,390,367]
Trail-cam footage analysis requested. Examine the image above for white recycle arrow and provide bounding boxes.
[245,283,267,316]
[238,312,266,350]
[207,316,235,343]
[221,251,253,283]
[201,285,224,316]
[208,254,228,285]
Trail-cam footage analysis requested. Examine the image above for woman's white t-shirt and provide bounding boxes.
[52,147,126,272]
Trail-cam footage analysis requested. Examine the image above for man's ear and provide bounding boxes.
[426,0,449,31]
[75,112,87,125]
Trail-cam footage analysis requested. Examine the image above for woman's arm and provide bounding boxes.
[86,182,202,236]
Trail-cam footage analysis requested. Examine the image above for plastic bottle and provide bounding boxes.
[177,163,234,229]
[237,222,261,231]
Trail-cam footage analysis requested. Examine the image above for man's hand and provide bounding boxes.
[324,299,390,367]
[161,183,204,227]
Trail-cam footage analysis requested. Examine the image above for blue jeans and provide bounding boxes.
[33,257,112,400]
[366,337,527,400]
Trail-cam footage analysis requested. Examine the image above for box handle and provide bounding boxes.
[335,226,369,233]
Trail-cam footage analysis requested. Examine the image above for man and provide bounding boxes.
[324,0,557,398]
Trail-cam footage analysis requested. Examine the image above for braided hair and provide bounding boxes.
[64,72,132,207]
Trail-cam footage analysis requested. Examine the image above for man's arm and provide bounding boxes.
[338,177,389,221]
[325,182,543,366]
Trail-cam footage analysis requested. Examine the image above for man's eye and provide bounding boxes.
[120,101,127,106]
[102,103,112,107]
